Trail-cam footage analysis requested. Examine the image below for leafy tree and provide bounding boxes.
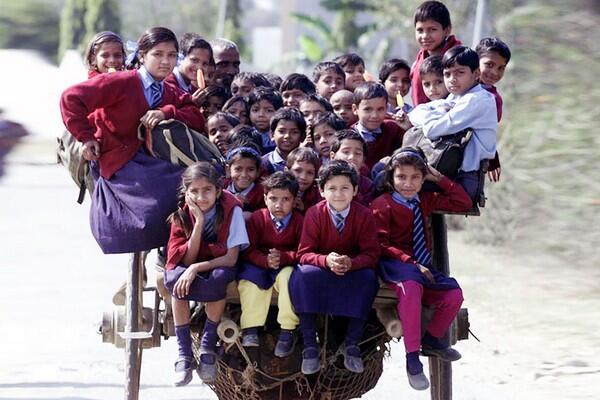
[84,0,121,45]
[58,0,87,61]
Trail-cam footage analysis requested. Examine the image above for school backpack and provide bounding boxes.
[401,126,473,179]
[56,130,95,204]
[137,119,225,174]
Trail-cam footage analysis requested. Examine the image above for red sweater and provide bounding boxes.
[60,70,205,179]
[370,177,471,264]
[223,180,266,212]
[243,209,304,269]
[297,183,322,214]
[410,35,461,106]
[356,175,374,206]
[354,120,405,169]
[297,200,380,270]
[165,191,241,270]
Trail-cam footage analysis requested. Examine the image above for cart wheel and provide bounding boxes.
[124,252,145,400]
[429,214,453,400]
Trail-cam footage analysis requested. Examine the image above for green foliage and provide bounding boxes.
[58,0,86,61]
[224,0,249,61]
[84,0,121,45]
[0,0,61,61]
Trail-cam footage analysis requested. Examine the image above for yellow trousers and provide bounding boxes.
[238,266,299,330]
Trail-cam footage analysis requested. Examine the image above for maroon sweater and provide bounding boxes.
[354,120,405,169]
[243,209,304,269]
[297,183,322,215]
[60,70,204,179]
[370,177,471,264]
[224,179,266,213]
[297,200,380,271]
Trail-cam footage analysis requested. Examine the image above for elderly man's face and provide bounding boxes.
[213,48,240,88]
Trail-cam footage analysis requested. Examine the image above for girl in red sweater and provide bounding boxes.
[370,147,471,390]
[83,31,125,78]
[60,27,204,254]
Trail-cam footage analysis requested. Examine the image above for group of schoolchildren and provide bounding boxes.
[60,0,512,392]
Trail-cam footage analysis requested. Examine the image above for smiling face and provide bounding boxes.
[443,64,480,95]
[281,89,307,108]
[353,96,387,131]
[273,120,302,157]
[264,188,294,220]
[315,71,345,99]
[207,116,233,154]
[415,19,451,55]
[343,63,366,91]
[179,47,212,84]
[479,51,508,86]
[94,41,124,73]
[289,160,316,192]
[250,99,276,132]
[421,72,449,100]
[384,68,411,104]
[320,175,357,212]
[186,177,221,212]
[140,41,178,81]
[392,164,425,199]
[228,157,259,192]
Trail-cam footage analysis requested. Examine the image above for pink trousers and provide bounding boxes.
[389,281,463,353]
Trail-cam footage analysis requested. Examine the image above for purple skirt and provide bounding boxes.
[89,150,183,254]
[378,258,460,291]
[164,265,236,302]
[289,265,379,320]
[237,262,283,290]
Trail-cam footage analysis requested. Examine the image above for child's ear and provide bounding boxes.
[352,185,359,197]
[225,164,231,178]
[443,25,452,37]
[473,68,481,80]
[352,103,359,116]
[330,150,336,160]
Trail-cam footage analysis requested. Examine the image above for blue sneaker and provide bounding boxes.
[342,344,364,373]
[406,352,429,391]
[421,332,462,362]
[173,356,195,387]
[301,347,320,375]
[197,349,217,383]
[274,330,295,358]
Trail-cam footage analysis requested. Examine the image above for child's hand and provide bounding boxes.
[326,252,349,275]
[82,140,100,161]
[191,87,210,106]
[387,111,413,131]
[267,248,281,269]
[487,166,501,182]
[301,135,313,148]
[140,110,166,130]
[173,265,199,298]
[294,196,305,211]
[417,263,435,283]
[185,193,204,225]
[425,165,442,182]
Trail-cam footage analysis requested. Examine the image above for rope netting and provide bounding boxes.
[192,309,391,400]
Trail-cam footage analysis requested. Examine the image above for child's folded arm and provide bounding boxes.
[430,176,473,212]
[163,89,205,132]
[297,211,328,268]
[408,101,446,128]
[423,94,491,140]
[165,221,190,269]
[278,250,297,266]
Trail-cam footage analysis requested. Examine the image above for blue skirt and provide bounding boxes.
[89,150,183,254]
[289,265,379,320]
[378,258,460,291]
[164,265,236,302]
[237,262,283,290]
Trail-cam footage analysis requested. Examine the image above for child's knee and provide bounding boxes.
[448,288,464,307]
[211,267,236,286]
[395,280,424,298]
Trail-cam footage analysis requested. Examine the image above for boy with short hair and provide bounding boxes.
[476,37,511,182]
[289,159,380,375]
[238,171,303,357]
[330,129,374,206]
[313,61,346,100]
[248,87,284,154]
[409,46,497,202]
[330,89,358,127]
[310,112,347,166]
[410,1,461,106]
[261,107,307,174]
[286,147,322,214]
[299,93,333,131]
[379,58,413,113]
[419,55,449,101]
[231,72,271,98]
[352,81,405,169]
[333,53,366,92]
[280,73,317,108]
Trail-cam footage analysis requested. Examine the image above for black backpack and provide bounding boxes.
[137,119,225,174]
[401,126,473,179]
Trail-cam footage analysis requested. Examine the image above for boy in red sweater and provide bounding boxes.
[238,171,303,357]
[410,1,461,106]
[352,82,405,169]
[289,160,380,375]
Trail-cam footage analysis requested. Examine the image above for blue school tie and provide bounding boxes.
[273,217,284,232]
[409,199,432,266]
[203,218,217,242]
[334,212,345,232]
[149,81,162,108]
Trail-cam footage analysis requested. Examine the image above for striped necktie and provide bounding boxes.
[202,218,217,243]
[409,199,432,266]
[149,81,162,108]
[273,217,284,232]
[334,212,345,232]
